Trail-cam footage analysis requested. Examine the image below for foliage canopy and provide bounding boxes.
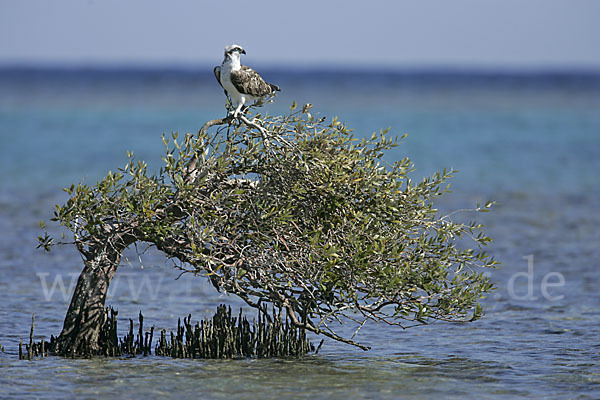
[41,104,497,350]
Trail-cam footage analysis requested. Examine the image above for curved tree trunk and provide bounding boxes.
[53,117,233,356]
[55,234,133,355]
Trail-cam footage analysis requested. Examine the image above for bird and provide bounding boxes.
[214,44,280,118]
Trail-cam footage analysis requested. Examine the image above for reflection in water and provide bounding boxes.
[0,353,528,399]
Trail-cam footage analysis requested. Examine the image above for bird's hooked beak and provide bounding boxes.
[239,48,246,55]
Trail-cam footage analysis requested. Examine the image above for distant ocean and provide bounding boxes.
[1,68,599,399]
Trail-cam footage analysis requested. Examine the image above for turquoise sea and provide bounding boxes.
[1,68,599,399]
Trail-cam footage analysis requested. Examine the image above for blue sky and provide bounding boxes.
[1,0,599,69]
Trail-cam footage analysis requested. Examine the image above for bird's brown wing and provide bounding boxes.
[213,66,228,96]
[230,65,280,97]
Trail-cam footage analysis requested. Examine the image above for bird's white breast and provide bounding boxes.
[220,61,245,106]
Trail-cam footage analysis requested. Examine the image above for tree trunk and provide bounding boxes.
[54,237,132,355]
[50,117,234,356]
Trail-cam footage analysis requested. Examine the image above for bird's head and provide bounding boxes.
[224,44,246,61]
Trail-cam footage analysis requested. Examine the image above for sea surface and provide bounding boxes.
[1,68,599,399]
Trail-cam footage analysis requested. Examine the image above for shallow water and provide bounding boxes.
[1,69,599,399]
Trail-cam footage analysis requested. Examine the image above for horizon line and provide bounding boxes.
[1,61,600,76]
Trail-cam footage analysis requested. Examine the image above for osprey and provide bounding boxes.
[214,44,280,118]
